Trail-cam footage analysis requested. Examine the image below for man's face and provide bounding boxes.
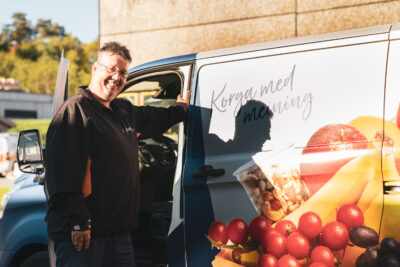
[90,52,129,104]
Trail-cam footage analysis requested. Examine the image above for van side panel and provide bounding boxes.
[184,35,388,266]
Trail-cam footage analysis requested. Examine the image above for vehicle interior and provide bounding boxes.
[120,72,184,266]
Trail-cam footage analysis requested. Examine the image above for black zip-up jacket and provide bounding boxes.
[45,87,185,240]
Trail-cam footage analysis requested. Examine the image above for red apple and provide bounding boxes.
[300,124,368,194]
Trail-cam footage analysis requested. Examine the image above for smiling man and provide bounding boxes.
[44,42,189,267]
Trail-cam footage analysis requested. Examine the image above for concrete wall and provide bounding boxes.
[99,0,400,67]
[0,91,53,119]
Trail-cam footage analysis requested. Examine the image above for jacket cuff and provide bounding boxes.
[70,216,91,231]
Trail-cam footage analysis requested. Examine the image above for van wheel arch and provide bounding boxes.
[9,244,48,267]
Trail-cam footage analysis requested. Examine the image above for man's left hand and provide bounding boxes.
[176,90,191,112]
[71,230,91,251]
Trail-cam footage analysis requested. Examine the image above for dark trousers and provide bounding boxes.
[54,234,136,267]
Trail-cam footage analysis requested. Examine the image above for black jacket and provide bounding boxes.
[45,87,185,240]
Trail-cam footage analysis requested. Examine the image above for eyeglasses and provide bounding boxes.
[97,62,129,78]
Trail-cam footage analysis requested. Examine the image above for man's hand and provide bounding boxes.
[176,90,191,112]
[71,230,91,251]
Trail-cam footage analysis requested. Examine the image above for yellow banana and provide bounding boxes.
[379,152,400,241]
[363,193,383,232]
[380,194,400,242]
[382,153,400,182]
[357,165,382,213]
[281,150,379,226]
[239,250,259,267]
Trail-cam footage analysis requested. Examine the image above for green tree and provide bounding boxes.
[3,13,33,45]
[45,34,80,60]
[0,51,15,77]
[34,19,65,39]
[0,12,98,96]
[16,40,41,60]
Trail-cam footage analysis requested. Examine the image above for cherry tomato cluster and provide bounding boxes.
[207,203,366,267]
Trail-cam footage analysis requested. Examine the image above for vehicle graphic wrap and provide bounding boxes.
[188,36,400,266]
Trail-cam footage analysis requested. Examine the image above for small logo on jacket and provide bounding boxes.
[123,126,135,134]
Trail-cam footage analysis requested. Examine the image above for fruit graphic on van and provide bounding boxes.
[349,115,400,176]
[208,204,400,267]
[300,124,368,194]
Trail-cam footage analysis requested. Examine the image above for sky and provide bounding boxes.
[0,0,99,44]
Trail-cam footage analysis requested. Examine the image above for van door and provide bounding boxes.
[120,64,191,266]
[380,24,400,244]
[47,51,70,267]
[184,30,389,266]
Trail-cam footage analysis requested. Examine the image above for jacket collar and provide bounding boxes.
[78,86,128,116]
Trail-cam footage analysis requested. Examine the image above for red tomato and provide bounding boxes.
[309,262,328,267]
[322,221,349,251]
[336,204,364,231]
[259,254,278,267]
[261,231,287,258]
[275,220,297,236]
[286,232,310,259]
[249,216,271,242]
[228,218,249,245]
[277,254,301,267]
[298,211,322,239]
[310,246,335,267]
[208,221,228,244]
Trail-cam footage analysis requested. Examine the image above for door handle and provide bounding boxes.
[384,181,400,195]
[192,165,225,178]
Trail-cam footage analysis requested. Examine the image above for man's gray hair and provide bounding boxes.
[99,42,132,63]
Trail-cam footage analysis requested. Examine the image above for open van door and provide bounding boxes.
[16,51,69,267]
[47,51,69,267]
[52,51,69,115]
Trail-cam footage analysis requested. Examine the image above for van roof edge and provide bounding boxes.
[129,23,396,74]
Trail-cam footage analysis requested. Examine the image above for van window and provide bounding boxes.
[120,73,181,141]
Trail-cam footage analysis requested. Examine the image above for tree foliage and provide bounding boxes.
[0,13,98,95]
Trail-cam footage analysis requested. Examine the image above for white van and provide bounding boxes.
[7,22,400,267]
[0,132,17,177]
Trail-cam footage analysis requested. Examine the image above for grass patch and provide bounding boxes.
[0,187,10,202]
[8,119,51,146]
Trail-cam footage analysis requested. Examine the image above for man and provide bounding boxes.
[45,42,189,266]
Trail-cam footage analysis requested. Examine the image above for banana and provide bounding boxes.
[357,165,382,213]
[382,153,400,182]
[379,152,400,241]
[212,249,259,267]
[363,193,383,232]
[380,194,400,242]
[279,150,380,226]
[239,250,259,267]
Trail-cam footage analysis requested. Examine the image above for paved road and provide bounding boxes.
[0,172,18,188]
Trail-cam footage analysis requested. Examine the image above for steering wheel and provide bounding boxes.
[138,135,177,171]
